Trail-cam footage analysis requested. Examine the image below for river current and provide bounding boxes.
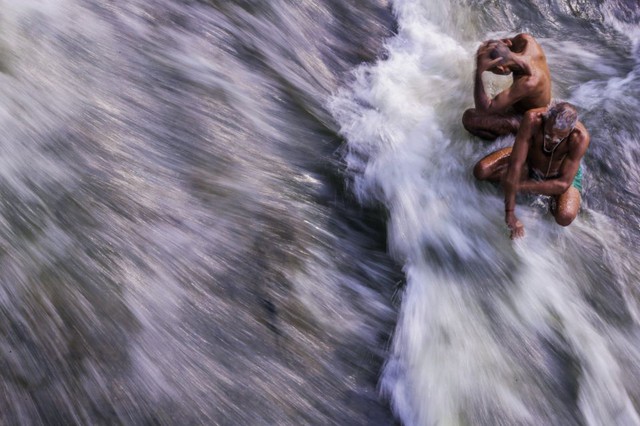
[1,0,639,425]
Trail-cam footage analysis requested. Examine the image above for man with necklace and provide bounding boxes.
[473,102,590,239]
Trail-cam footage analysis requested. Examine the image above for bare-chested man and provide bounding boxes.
[473,102,590,239]
[462,33,552,140]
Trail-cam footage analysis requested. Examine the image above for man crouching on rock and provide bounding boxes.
[473,102,590,239]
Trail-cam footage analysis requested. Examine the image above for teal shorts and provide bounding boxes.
[572,164,583,192]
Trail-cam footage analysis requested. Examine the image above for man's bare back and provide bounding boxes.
[506,34,551,112]
[462,34,552,140]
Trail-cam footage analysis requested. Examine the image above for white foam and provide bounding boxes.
[330,0,640,424]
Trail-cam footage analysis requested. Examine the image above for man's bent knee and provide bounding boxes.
[555,188,581,226]
[463,109,500,140]
[555,210,577,227]
[473,162,489,180]
[462,108,477,131]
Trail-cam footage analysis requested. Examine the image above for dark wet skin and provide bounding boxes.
[463,34,552,141]
[473,107,590,239]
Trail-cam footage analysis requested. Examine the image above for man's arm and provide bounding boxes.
[474,58,533,113]
[502,110,539,238]
[501,33,530,49]
[518,126,589,195]
[518,156,580,195]
[473,43,503,111]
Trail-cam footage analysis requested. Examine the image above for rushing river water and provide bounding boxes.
[0,0,398,424]
[1,0,640,425]
[333,0,640,424]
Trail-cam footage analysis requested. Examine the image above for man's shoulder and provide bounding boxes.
[514,108,544,140]
[514,33,534,41]
[512,33,537,47]
[523,107,546,123]
[563,122,590,161]
[570,121,590,148]
[514,33,546,60]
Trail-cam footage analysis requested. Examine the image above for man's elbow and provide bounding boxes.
[474,98,491,112]
[482,101,501,114]
[555,180,572,194]
[523,110,539,122]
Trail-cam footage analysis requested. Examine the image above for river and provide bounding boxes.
[1,0,639,425]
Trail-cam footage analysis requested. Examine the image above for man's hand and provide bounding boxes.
[476,40,493,55]
[505,211,525,239]
[476,41,493,61]
[476,41,502,72]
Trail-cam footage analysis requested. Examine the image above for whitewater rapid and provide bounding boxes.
[331,0,640,424]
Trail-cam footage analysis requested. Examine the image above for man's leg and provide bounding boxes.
[553,187,581,226]
[473,147,512,181]
[463,108,521,141]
